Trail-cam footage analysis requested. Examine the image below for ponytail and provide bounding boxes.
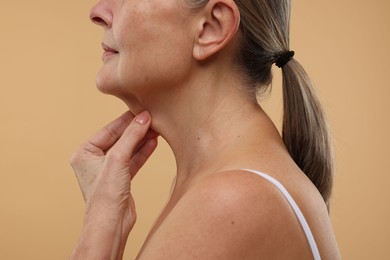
[281,59,334,207]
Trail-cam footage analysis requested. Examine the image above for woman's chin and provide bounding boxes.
[95,73,120,95]
[95,77,140,108]
[96,81,114,95]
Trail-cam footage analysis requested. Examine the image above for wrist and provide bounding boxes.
[84,201,136,232]
[71,211,133,260]
[71,215,131,260]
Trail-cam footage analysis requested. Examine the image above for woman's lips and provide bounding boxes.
[101,43,118,60]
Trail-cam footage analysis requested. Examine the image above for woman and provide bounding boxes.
[70,0,341,259]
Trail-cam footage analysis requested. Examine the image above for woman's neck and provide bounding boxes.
[123,67,282,187]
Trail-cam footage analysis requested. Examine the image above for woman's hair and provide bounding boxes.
[187,0,334,207]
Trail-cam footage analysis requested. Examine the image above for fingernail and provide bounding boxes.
[135,111,149,124]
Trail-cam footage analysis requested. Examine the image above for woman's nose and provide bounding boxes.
[89,0,113,28]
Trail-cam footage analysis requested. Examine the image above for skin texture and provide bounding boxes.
[70,0,341,259]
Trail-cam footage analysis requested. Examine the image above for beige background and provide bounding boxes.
[0,0,389,259]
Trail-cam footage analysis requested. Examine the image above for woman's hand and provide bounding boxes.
[70,111,158,260]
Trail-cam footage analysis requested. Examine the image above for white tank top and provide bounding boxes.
[241,169,321,260]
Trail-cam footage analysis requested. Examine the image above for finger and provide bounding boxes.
[107,111,152,163]
[145,128,160,139]
[87,111,134,152]
[132,128,160,156]
[129,138,158,179]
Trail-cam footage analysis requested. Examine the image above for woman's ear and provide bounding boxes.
[193,0,240,61]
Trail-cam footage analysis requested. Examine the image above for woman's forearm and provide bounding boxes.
[70,215,131,260]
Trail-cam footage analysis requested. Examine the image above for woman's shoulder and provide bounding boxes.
[139,169,316,259]
[184,169,340,260]
[188,169,291,212]
[181,169,334,258]
[185,169,318,234]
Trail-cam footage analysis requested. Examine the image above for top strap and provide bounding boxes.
[240,169,321,260]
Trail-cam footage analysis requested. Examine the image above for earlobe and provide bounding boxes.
[193,0,240,61]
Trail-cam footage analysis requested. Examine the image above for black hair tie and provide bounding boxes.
[275,51,295,68]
